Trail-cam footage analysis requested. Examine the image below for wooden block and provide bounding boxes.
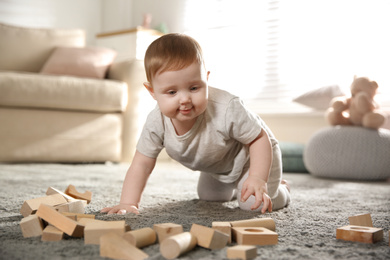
[36,204,84,237]
[20,194,67,217]
[20,214,44,238]
[227,245,257,260]
[190,223,229,249]
[64,184,92,204]
[61,212,95,221]
[47,186,88,207]
[100,232,149,260]
[212,221,232,243]
[232,227,278,246]
[84,220,126,244]
[160,232,197,259]
[55,200,85,214]
[348,213,373,227]
[77,217,105,226]
[153,223,183,243]
[41,225,64,241]
[230,218,276,231]
[336,225,383,244]
[123,227,156,248]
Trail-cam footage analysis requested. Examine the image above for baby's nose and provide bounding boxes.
[180,93,191,103]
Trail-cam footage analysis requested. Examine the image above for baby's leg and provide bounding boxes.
[237,143,290,211]
[197,172,236,201]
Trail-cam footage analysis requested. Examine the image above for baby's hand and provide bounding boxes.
[101,204,139,215]
[241,175,272,213]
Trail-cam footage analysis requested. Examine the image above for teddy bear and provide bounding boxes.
[326,76,386,129]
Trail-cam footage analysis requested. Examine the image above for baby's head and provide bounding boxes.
[144,33,206,84]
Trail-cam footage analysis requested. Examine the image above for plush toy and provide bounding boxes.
[326,76,386,129]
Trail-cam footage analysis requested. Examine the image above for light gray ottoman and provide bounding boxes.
[303,126,390,180]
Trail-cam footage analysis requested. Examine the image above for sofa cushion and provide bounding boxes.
[0,23,85,73]
[0,72,128,113]
[41,46,117,79]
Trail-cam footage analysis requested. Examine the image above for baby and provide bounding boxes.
[101,33,290,215]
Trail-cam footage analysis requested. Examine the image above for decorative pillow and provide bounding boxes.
[40,46,117,79]
[304,126,390,180]
[293,85,345,110]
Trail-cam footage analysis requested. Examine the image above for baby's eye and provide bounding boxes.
[190,86,199,91]
[168,90,177,95]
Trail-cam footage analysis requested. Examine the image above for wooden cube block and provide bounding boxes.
[160,232,197,259]
[190,223,229,249]
[230,218,275,231]
[232,227,278,246]
[20,214,44,238]
[84,220,126,244]
[153,223,183,243]
[64,184,92,204]
[227,245,257,260]
[20,194,67,217]
[100,232,148,260]
[336,225,383,244]
[55,200,85,214]
[212,221,232,243]
[36,204,84,237]
[348,213,373,227]
[123,227,157,248]
[41,225,64,241]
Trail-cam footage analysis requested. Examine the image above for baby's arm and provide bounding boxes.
[241,130,273,213]
[101,151,156,215]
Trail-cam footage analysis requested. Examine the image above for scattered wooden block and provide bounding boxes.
[41,225,64,241]
[190,223,229,250]
[55,200,85,214]
[84,220,126,244]
[61,212,95,221]
[36,204,84,237]
[20,194,67,217]
[336,225,383,244]
[100,232,149,260]
[212,221,232,243]
[123,227,157,248]
[64,184,92,204]
[153,223,183,243]
[160,232,197,259]
[20,214,44,238]
[232,227,278,246]
[230,218,276,231]
[227,245,257,260]
[348,213,373,227]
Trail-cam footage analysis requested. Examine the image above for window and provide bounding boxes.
[184,0,390,113]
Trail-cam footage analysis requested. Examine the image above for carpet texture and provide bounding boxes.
[0,162,389,259]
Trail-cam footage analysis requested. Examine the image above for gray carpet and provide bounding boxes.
[0,162,389,260]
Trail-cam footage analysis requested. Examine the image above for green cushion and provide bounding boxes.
[280,142,309,173]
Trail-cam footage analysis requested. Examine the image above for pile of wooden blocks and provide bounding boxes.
[19,185,280,260]
[336,213,386,244]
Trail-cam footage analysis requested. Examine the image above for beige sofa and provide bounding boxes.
[0,23,148,162]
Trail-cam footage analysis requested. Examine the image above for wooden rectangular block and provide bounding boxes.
[212,221,232,243]
[190,223,229,250]
[41,225,64,241]
[232,227,278,246]
[65,184,92,204]
[62,212,95,221]
[153,223,183,243]
[348,213,373,227]
[20,214,44,238]
[336,225,383,244]
[36,204,84,237]
[230,218,275,231]
[47,186,88,207]
[55,200,85,214]
[20,194,67,217]
[100,232,148,260]
[84,220,126,245]
[227,245,257,260]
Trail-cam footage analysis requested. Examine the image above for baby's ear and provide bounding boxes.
[143,82,155,99]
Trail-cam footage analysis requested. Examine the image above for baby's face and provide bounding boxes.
[146,62,209,131]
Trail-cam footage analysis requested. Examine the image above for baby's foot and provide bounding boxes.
[281,179,290,192]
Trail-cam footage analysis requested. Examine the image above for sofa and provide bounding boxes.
[0,23,150,163]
